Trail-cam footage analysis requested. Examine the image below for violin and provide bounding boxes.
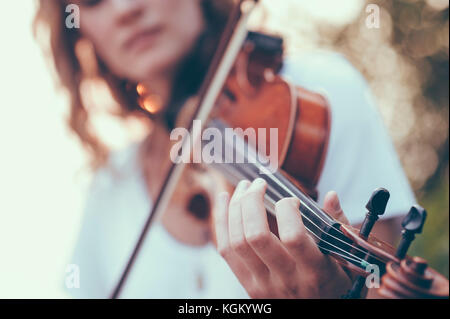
[112,0,449,299]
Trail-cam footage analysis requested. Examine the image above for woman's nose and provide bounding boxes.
[110,0,146,25]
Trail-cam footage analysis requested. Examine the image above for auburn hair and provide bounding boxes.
[34,0,234,167]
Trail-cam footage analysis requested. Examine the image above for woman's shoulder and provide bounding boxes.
[282,50,366,86]
[281,50,378,125]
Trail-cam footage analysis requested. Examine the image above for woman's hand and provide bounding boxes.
[214,178,353,298]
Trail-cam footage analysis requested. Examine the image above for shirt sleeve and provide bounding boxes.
[281,51,416,225]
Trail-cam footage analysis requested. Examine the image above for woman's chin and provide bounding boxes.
[128,59,177,83]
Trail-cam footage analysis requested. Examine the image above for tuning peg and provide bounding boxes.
[396,205,427,259]
[342,188,391,299]
[359,188,390,239]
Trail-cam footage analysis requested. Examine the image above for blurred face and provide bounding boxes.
[73,0,205,83]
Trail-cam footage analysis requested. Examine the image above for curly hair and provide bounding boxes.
[34,0,234,167]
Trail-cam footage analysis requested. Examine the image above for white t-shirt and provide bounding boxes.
[67,51,416,298]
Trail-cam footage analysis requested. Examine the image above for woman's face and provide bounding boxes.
[73,0,205,83]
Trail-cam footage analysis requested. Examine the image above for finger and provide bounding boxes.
[275,197,323,267]
[228,180,251,239]
[228,180,269,280]
[323,191,349,225]
[214,192,232,252]
[241,179,298,289]
[241,178,270,237]
[214,191,252,287]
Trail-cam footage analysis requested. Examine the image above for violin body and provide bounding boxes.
[213,31,331,198]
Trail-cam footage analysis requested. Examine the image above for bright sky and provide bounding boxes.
[0,0,363,298]
[0,2,90,298]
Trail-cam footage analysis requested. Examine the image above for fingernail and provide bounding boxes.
[254,178,266,185]
[247,178,266,192]
[289,197,300,208]
[275,197,300,211]
[253,178,266,188]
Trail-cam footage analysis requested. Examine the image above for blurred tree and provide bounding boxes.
[309,0,450,276]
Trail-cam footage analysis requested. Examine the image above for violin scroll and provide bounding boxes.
[378,257,449,298]
[377,205,448,298]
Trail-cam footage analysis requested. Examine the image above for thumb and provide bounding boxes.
[323,191,349,225]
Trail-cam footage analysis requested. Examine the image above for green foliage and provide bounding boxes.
[410,175,449,278]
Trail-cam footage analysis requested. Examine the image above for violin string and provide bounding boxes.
[256,169,385,263]
[214,162,370,267]
[247,163,373,265]
[209,121,383,265]
[263,194,370,265]
[236,161,385,265]
[316,246,368,266]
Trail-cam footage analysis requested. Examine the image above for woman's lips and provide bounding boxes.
[125,26,163,53]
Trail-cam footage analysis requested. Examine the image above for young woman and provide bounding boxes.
[34,0,416,298]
